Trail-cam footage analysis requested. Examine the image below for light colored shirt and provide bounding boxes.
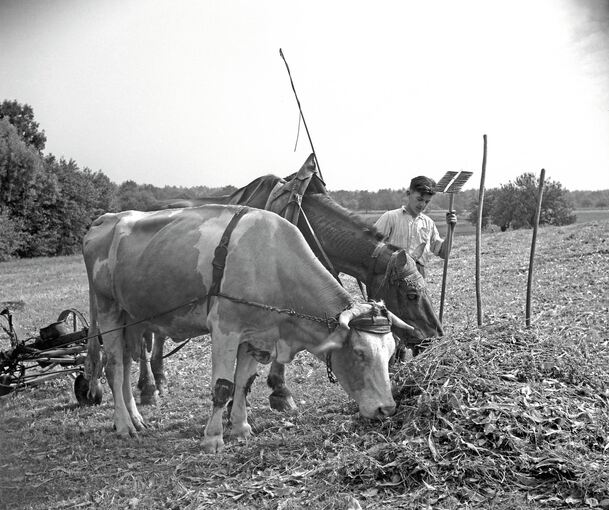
[373,206,444,266]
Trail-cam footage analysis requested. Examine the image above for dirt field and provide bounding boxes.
[1,219,608,509]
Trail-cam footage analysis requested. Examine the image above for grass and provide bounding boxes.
[1,218,608,509]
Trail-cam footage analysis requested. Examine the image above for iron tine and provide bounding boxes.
[445,171,473,193]
[435,171,459,193]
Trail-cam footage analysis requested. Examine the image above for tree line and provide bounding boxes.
[0,100,604,261]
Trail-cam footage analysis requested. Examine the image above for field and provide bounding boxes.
[1,219,608,509]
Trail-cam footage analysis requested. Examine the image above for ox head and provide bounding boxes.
[314,301,401,419]
[368,247,443,350]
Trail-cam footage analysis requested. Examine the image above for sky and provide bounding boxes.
[1,0,608,192]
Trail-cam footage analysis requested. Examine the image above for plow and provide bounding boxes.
[0,307,97,404]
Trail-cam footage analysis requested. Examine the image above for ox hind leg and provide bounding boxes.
[203,331,241,454]
[99,309,147,438]
[228,343,259,441]
[138,331,159,405]
[137,333,168,404]
[150,335,167,395]
[267,361,297,412]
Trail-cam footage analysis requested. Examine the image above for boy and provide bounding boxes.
[374,176,457,278]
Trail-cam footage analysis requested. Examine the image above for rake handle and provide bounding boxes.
[439,194,455,323]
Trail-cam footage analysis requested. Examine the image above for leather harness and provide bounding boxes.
[207,206,249,313]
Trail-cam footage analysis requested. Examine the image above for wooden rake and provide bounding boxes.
[436,170,473,323]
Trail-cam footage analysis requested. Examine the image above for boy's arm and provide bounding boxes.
[373,212,392,239]
[436,212,457,259]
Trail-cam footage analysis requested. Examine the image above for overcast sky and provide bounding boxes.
[1,0,608,192]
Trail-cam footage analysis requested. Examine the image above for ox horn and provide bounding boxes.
[387,311,416,334]
[338,307,357,329]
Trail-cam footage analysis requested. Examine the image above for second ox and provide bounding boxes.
[138,156,444,408]
[83,205,413,453]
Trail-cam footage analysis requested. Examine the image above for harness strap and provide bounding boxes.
[207,207,249,313]
[295,198,343,285]
[365,243,386,293]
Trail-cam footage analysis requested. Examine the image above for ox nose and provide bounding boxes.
[379,404,396,417]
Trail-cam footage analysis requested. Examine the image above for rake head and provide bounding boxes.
[436,171,473,194]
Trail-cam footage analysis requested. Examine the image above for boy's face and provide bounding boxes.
[406,190,434,216]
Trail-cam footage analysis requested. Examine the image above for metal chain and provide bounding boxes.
[216,292,341,331]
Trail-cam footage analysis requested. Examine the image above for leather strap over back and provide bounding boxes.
[207,207,249,313]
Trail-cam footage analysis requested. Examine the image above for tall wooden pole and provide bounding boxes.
[525,168,546,328]
[475,135,488,327]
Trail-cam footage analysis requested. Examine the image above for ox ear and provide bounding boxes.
[311,326,348,355]
[387,250,408,283]
[410,243,425,262]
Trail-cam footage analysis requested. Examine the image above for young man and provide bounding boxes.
[373,176,457,278]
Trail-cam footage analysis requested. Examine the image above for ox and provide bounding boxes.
[83,205,411,452]
[138,156,444,409]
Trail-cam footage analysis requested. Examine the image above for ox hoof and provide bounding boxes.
[230,423,253,441]
[154,376,167,396]
[269,389,297,412]
[115,426,139,439]
[74,375,102,406]
[202,436,225,454]
[140,387,159,406]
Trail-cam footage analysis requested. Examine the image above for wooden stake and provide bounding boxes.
[526,168,546,327]
[475,135,487,327]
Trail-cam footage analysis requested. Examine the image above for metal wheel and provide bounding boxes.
[57,309,89,332]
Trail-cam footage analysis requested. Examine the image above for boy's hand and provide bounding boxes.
[446,211,457,225]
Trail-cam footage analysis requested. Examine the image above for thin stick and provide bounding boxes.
[439,193,455,323]
[279,48,324,182]
[475,135,488,327]
[526,168,546,327]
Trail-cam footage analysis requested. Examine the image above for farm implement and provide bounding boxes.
[0,307,96,404]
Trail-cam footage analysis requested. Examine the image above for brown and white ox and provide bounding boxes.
[83,205,412,453]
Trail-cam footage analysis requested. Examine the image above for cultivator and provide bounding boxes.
[0,307,97,404]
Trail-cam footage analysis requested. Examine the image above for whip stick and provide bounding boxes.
[526,168,545,327]
[475,135,488,327]
[279,48,324,182]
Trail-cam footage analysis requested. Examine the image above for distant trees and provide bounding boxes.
[467,172,576,231]
[0,100,47,152]
[0,101,116,260]
[0,99,606,260]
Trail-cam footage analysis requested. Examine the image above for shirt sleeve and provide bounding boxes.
[373,212,392,239]
[429,220,444,256]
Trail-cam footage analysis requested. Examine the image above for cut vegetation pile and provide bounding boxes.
[1,220,607,509]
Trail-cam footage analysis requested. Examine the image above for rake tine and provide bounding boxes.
[435,171,459,193]
[445,171,474,193]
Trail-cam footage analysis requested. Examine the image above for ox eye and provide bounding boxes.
[407,293,419,301]
[353,348,367,361]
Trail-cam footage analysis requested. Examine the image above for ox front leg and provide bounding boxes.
[267,361,297,412]
[229,343,258,441]
[202,332,240,454]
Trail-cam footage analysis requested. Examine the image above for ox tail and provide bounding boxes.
[84,287,104,404]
